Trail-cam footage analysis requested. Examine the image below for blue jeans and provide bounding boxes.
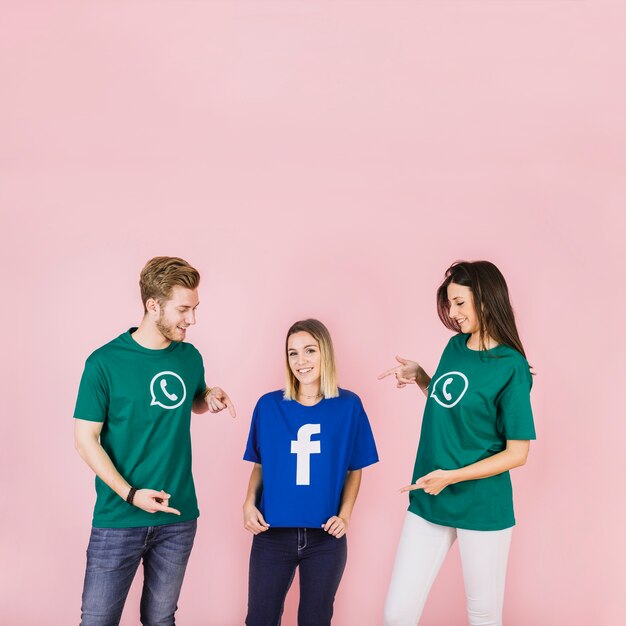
[80,519,197,626]
[246,527,348,626]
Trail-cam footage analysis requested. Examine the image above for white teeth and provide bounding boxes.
[298,368,312,374]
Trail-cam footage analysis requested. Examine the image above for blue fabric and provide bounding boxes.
[244,389,379,528]
[80,519,197,626]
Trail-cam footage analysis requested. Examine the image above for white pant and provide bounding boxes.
[384,512,513,626]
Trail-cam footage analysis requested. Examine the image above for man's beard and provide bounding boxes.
[156,314,183,342]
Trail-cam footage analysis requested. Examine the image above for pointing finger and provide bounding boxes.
[399,483,421,493]
[157,504,181,515]
[225,397,237,418]
[378,366,399,380]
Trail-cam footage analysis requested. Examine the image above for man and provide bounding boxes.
[74,256,235,626]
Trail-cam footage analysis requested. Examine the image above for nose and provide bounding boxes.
[450,306,463,322]
[186,310,196,326]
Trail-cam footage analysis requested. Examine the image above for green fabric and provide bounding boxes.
[74,329,206,528]
[408,333,536,531]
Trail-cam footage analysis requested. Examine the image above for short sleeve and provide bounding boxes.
[348,398,379,470]
[496,364,536,440]
[243,402,261,463]
[194,352,207,399]
[73,356,108,422]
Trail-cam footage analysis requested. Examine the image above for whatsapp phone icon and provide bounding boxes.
[429,371,469,408]
[150,371,187,410]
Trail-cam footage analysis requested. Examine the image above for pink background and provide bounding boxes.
[2,1,624,624]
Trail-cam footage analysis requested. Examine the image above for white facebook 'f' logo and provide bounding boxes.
[291,424,321,486]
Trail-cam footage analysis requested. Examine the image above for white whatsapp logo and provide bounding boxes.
[429,371,469,408]
[291,424,321,486]
[150,371,187,410]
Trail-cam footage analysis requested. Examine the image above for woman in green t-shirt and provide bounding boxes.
[380,260,536,626]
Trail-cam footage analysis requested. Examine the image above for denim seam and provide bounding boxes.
[297,528,308,551]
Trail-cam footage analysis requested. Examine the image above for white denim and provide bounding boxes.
[384,511,513,626]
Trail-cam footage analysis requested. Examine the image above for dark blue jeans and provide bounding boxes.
[80,519,197,626]
[246,527,348,626]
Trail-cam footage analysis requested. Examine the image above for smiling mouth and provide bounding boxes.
[297,368,313,374]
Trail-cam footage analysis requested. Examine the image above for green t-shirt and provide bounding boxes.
[74,329,206,528]
[408,333,536,531]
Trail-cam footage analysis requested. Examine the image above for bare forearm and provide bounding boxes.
[192,395,209,414]
[244,464,263,507]
[451,446,528,485]
[404,442,530,496]
[416,367,431,397]
[76,437,130,500]
[337,470,362,522]
[192,387,211,414]
[74,419,181,515]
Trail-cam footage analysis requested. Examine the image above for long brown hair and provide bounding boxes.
[436,261,528,359]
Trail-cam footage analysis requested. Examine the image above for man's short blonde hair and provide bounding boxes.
[139,256,200,312]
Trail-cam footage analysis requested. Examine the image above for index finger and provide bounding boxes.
[225,397,237,418]
[377,366,399,380]
[399,483,421,493]
[156,504,181,515]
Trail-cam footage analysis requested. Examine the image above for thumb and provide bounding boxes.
[395,355,408,365]
[257,511,270,527]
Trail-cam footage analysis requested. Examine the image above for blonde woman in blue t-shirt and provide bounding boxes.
[380,261,536,626]
[242,318,379,626]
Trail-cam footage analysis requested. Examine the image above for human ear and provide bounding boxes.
[145,298,160,316]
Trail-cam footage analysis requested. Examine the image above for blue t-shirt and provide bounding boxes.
[243,388,379,528]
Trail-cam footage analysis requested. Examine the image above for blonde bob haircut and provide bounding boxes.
[139,256,200,313]
[284,319,339,401]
